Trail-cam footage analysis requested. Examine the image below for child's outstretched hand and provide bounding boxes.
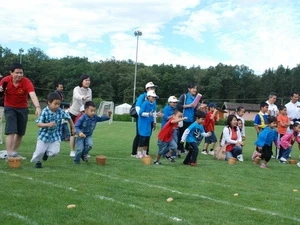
[78,132,86,138]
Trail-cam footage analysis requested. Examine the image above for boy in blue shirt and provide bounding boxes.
[254,116,278,168]
[180,111,211,166]
[74,101,110,164]
[30,92,75,168]
[254,102,269,135]
[136,90,158,158]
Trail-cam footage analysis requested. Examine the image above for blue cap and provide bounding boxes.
[208,102,217,108]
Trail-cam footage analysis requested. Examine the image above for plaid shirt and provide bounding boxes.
[36,106,71,143]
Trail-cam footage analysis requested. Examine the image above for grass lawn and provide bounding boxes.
[0,120,300,225]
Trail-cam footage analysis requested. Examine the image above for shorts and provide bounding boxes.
[157,139,177,155]
[138,135,150,147]
[4,107,28,136]
[204,131,217,144]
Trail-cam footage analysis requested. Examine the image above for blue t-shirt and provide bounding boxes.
[186,122,205,143]
[254,126,278,147]
[138,100,156,136]
[136,92,157,115]
[180,93,196,122]
[161,105,176,128]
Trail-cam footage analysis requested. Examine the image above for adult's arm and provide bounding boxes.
[29,91,41,116]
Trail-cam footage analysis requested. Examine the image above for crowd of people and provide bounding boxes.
[0,63,300,169]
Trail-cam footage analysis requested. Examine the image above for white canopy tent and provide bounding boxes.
[115,103,131,115]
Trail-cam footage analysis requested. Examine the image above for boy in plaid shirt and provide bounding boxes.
[30,92,75,168]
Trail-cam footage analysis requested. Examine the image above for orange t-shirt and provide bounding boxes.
[277,114,290,134]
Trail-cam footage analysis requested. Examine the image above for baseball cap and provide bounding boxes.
[147,90,159,98]
[168,96,179,103]
[145,82,157,89]
[208,102,217,108]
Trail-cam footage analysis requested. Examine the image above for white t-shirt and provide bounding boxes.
[69,86,92,116]
[285,101,300,121]
[266,101,278,117]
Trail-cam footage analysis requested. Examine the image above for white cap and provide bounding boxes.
[147,90,158,98]
[80,105,85,112]
[145,82,157,89]
[168,96,178,103]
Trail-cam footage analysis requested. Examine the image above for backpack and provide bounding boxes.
[129,100,138,118]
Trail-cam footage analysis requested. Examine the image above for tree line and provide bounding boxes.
[0,45,299,108]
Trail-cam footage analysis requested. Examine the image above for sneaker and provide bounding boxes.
[81,154,88,162]
[135,154,143,159]
[271,155,275,159]
[201,150,208,155]
[252,151,261,160]
[208,150,214,156]
[130,154,136,157]
[190,162,197,166]
[260,163,267,169]
[153,160,161,165]
[166,155,176,162]
[35,161,42,168]
[279,160,286,164]
[279,157,287,162]
[237,154,244,162]
[8,152,26,160]
[42,152,48,161]
[297,162,300,167]
[70,150,75,157]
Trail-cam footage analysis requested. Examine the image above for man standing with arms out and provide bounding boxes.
[0,63,41,158]
[266,92,279,117]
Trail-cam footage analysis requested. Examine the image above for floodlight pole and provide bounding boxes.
[132,30,142,122]
[19,48,24,64]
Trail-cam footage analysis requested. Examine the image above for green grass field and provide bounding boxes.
[0,121,299,225]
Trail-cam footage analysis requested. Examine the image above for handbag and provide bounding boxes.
[214,144,227,160]
[129,100,138,118]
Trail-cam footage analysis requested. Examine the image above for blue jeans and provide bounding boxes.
[225,145,243,160]
[61,123,70,141]
[280,147,291,160]
[74,136,93,163]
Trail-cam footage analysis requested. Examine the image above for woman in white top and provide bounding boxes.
[69,74,92,157]
[221,115,244,161]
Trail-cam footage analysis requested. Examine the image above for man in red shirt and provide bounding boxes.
[0,63,41,158]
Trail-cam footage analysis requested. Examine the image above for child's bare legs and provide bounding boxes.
[69,135,75,157]
[202,143,209,154]
[136,147,143,158]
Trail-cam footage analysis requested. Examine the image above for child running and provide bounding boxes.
[74,101,110,164]
[153,109,187,164]
[30,92,75,168]
[253,116,278,168]
[181,111,212,166]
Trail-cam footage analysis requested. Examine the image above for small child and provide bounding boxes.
[276,105,290,158]
[30,92,75,168]
[254,102,269,135]
[202,102,219,155]
[279,123,300,163]
[161,96,179,129]
[136,90,158,158]
[235,106,246,140]
[181,111,212,166]
[153,109,187,164]
[74,101,110,164]
[253,116,278,168]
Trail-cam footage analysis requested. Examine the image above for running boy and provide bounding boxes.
[153,109,187,164]
[253,116,278,168]
[74,101,110,164]
[202,102,219,155]
[30,92,75,168]
[181,111,212,166]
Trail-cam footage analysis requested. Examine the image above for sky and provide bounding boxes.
[1,0,300,75]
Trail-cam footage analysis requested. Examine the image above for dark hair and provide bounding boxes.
[187,83,197,89]
[195,110,206,119]
[268,92,277,98]
[260,102,268,108]
[236,106,245,113]
[226,114,237,128]
[173,108,183,114]
[10,63,24,73]
[278,105,286,111]
[84,101,96,109]
[55,82,64,88]
[290,122,300,130]
[267,116,277,124]
[290,91,299,97]
[79,74,90,87]
[47,92,61,103]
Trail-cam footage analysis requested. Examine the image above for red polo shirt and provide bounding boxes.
[0,75,35,108]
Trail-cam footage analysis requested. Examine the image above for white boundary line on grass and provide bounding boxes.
[3,211,39,225]
[85,171,300,223]
[0,171,189,224]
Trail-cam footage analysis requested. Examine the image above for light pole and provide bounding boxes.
[19,48,24,64]
[133,30,142,105]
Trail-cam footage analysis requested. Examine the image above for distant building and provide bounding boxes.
[221,102,260,120]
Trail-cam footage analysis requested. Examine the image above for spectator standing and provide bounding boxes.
[0,63,41,158]
[68,75,92,157]
[266,92,279,117]
[285,92,300,125]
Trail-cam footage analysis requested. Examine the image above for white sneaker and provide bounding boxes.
[208,150,214,156]
[279,157,287,162]
[201,151,208,155]
[70,150,75,157]
[237,154,244,162]
[297,162,300,167]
